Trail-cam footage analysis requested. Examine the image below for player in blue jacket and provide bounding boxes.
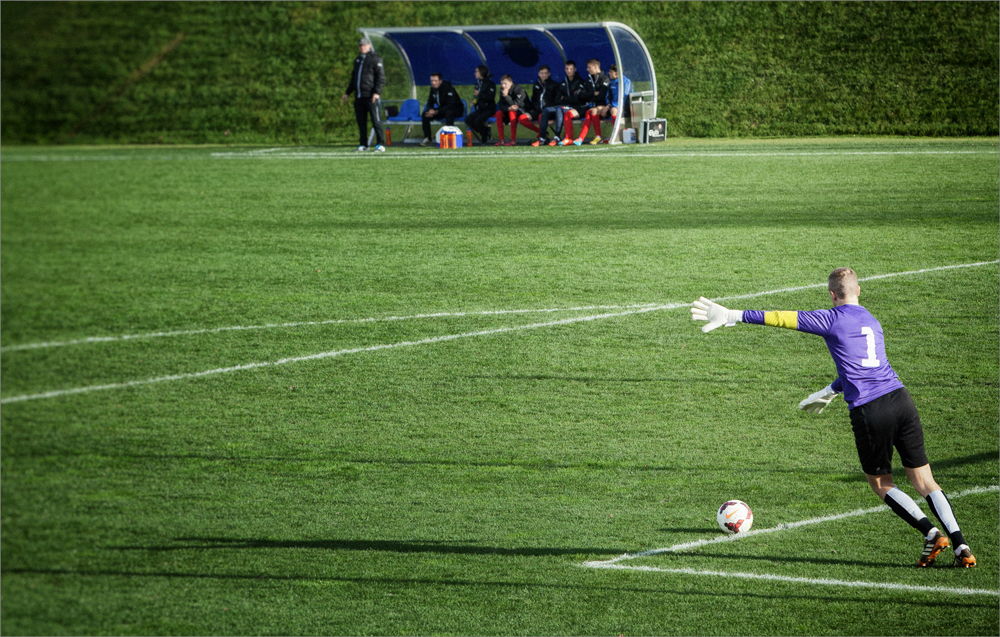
[691,267,976,568]
[581,64,631,145]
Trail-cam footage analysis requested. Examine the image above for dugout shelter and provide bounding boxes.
[359,23,656,144]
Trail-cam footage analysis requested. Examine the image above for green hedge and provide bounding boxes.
[2,1,997,144]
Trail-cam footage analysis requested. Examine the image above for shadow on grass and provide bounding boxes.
[115,537,624,558]
[464,374,733,384]
[833,451,999,483]
[932,451,999,471]
[110,452,844,476]
[6,567,993,609]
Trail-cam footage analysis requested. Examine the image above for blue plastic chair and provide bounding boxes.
[387,98,421,122]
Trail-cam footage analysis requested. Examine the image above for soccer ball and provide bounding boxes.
[717,500,754,534]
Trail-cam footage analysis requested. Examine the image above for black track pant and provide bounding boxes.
[465,109,494,140]
[354,97,385,147]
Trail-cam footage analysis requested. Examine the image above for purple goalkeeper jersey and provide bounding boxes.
[742,304,905,409]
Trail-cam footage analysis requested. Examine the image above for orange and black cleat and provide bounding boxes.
[917,530,949,567]
[953,548,977,568]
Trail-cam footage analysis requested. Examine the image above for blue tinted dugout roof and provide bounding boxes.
[359,22,656,123]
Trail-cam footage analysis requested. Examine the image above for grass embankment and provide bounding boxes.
[2,1,997,144]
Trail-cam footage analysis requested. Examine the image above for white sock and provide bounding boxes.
[954,543,969,556]
[886,488,929,524]
[927,489,960,534]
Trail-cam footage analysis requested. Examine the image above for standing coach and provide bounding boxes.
[341,36,386,152]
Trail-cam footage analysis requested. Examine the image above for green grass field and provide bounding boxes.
[2,137,998,635]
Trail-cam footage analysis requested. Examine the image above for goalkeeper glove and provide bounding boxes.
[799,385,838,414]
[690,297,743,333]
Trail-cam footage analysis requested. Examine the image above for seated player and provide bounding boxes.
[690,267,977,569]
[493,75,537,146]
[464,65,496,145]
[588,63,631,144]
[527,65,560,147]
[420,73,464,147]
[551,60,588,146]
[572,58,611,146]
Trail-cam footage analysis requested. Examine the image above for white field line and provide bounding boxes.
[0,304,659,353]
[582,485,1000,597]
[4,260,995,353]
[3,149,996,162]
[584,564,999,597]
[714,260,999,304]
[208,149,998,160]
[583,485,999,569]
[0,303,687,404]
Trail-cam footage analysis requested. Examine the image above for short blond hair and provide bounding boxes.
[828,267,858,299]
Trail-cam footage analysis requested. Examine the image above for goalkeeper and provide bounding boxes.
[691,267,976,568]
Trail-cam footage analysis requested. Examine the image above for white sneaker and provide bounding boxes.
[355,145,367,152]
[373,145,386,152]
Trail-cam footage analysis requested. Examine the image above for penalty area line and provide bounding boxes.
[0,303,686,404]
[581,485,1000,598]
[714,260,999,304]
[0,304,659,353]
[5,259,995,353]
[582,564,1000,598]
[583,485,999,568]
[3,259,996,403]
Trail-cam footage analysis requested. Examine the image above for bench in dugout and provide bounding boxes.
[369,99,468,145]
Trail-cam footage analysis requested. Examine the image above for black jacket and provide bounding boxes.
[424,80,464,114]
[530,77,560,114]
[471,77,497,113]
[498,84,529,111]
[345,52,386,98]
[584,72,611,108]
[557,73,588,109]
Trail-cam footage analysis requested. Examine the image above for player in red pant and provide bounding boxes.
[494,75,537,146]
[572,59,611,146]
[584,64,631,144]
[552,61,588,145]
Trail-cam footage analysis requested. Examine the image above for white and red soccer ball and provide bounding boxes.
[717,500,754,534]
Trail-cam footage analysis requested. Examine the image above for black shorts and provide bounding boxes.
[849,387,929,476]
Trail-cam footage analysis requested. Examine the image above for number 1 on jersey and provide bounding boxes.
[861,326,880,367]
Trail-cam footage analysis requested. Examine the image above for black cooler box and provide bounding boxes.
[640,119,667,143]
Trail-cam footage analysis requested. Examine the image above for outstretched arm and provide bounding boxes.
[691,297,842,413]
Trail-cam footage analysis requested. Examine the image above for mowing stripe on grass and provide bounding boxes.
[583,485,999,568]
[0,304,659,353]
[3,261,994,353]
[582,564,999,598]
[0,304,686,404]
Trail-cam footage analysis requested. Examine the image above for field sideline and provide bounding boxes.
[2,137,998,635]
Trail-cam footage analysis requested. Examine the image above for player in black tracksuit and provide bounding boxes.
[421,74,465,143]
[464,65,497,144]
[341,37,386,149]
[528,66,560,145]
[554,60,588,144]
[493,75,537,145]
[573,59,612,144]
